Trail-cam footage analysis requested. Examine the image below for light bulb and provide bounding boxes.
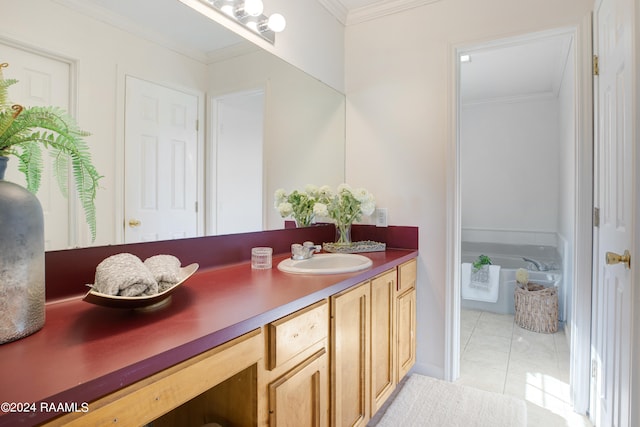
[245,20,258,31]
[244,0,264,17]
[267,13,286,32]
[220,4,234,15]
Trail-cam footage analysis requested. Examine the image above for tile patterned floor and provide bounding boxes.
[457,309,593,427]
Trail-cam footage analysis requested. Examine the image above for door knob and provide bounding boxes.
[128,219,142,228]
[605,250,631,269]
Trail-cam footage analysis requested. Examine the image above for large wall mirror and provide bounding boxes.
[1,0,345,250]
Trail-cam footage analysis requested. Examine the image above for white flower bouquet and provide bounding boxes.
[321,184,375,245]
[274,185,328,227]
[274,184,376,245]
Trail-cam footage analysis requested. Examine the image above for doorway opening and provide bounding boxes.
[209,89,265,235]
[449,26,594,423]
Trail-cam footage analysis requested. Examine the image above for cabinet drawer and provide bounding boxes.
[268,300,328,370]
[398,259,417,293]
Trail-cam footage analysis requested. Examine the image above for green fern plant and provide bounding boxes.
[0,62,101,241]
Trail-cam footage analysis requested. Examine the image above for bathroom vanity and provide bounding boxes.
[0,224,417,426]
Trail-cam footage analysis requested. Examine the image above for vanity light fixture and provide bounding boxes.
[460,54,471,63]
[241,0,264,17]
[204,0,286,43]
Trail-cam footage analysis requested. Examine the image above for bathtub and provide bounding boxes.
[461,242,562,317]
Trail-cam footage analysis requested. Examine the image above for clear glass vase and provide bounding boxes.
[294,215,313,227]
[335,222,352,245]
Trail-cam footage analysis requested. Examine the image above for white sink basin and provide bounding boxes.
[277,253,373,275]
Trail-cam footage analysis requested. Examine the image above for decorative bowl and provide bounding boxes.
[83,263,199,311]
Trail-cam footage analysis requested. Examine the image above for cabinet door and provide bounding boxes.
[397,288,416,380]
[370,270,396,414]
[398,259,417,294]
[268,349,328,427]
[331,282,370,427]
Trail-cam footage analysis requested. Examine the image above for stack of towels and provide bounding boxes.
[91,253,182,297]
[461,263,501,303]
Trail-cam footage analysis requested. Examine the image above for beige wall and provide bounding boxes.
[344,0,593,376]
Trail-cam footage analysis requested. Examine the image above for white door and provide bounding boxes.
[124,76,199,243]
[591,0,634,424]
[213,90,264,235]
[1,43,73,250]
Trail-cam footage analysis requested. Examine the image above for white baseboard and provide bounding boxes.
[409,361,445,380]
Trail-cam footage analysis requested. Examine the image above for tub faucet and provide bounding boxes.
[523,257,548,271]
[291,241,321,260]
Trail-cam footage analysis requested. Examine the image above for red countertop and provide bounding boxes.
[0,245,417,426]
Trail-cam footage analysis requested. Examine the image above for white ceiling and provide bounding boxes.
[56,0,251,62]
[460,33,574,105]
[59,0,573,104]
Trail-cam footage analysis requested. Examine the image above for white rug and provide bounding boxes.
[376,374,527,427]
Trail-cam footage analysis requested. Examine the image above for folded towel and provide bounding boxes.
[461,263,501,303]
[144,254,182,292]
[93,253,159,297]
[470,266,491,290]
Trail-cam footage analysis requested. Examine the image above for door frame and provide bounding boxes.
[207,84,267,236]
[0,35,83,248]
[445,21,594,415]
[208,88,265,235]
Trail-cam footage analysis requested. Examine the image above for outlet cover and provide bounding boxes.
[375,208,388,227]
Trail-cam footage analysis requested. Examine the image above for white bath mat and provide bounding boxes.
[375,374,526,427]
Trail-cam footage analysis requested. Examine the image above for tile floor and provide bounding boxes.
[457,309,593,427]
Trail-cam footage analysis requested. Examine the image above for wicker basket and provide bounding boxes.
[514,283,558,333]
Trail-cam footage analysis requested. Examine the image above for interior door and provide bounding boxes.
[591,0,634,424]
[124,76,199,243]
[213,90,264,235]
[1,43,72,250]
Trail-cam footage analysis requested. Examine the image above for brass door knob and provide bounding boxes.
[128,219,142,228]
[605,250,631,269]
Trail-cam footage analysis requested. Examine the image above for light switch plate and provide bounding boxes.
[375,208,388,227]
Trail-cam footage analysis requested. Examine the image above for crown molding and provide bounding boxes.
[318,0,443,26]
[317,0,349,25]
[348,0,443,25]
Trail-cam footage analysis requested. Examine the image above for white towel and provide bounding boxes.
[93,253,159,297]
[144,254,182,292]
[461,263,501,303]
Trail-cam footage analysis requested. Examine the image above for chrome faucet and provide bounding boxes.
[523,257,548,271]
[291,241,321,260]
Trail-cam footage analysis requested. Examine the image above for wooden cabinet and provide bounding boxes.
[40,258,416,427]
[268,348,328,427]
[331,282,370,427]
[370,270,397,414]
[397,259,417,379]
[330,269,398,426]
[44,330,264,427]
[265,300,330,427]
[331,263,417,427]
